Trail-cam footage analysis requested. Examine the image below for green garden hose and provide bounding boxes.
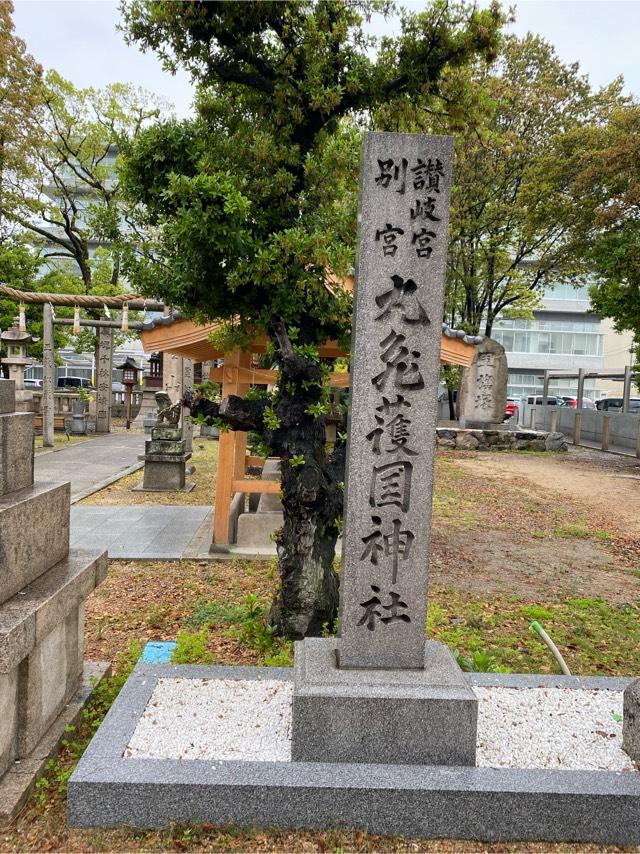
[531,621,572,675]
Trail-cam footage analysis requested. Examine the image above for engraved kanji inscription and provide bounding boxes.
[375,157,408,194]
[369,460,412,511]
[375,275,429,325]
[411,228,436,258]
[372,330,425,392]
[366,395,418,457]
[375,223,405,257]
[411,157,444,192]
[358,585,411,631]
[410,197,440,222]
[360,516,415,582]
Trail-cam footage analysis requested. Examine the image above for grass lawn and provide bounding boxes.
[34,433,94,453]
[3,447,639,851]
[79,438,219,506]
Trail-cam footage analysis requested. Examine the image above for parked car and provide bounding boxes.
[23,378,42,388]
[526,395,564,406]
[596,397,640,412]
[504,397,519,420]
[57,376,93,390]
[561,396,596,410]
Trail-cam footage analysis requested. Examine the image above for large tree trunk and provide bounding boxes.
[185,318,345,639]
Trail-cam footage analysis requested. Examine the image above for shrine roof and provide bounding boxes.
[140,312,483,368]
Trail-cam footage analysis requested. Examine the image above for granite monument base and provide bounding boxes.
[292,638,477,766]
[68,665,640,845]
[0,660,111,825]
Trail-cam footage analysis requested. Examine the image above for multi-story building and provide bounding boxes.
[492,282,636,402]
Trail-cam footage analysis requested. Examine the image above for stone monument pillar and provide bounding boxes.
[164,354,194,453]
[0,379,107,818]
[458,337,508,428]
[95,327,113,434]
[292,132,478,767]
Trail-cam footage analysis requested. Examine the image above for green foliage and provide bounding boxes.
[121,0,505,344]
[375,33,628,335]
[289,454,305,468]
[171,628,214,664]
[453,649,510,673]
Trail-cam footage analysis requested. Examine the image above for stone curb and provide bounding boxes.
[68,664,640,844]
[71,461,144,504]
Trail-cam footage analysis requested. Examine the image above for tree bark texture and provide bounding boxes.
[185,321,346,639]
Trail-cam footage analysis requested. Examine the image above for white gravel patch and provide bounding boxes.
[125,678,637,772]
[125,678,292,761]
[475,686,633,771]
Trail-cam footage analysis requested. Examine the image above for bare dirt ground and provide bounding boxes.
[455,446,640,536]
[429,448,640,605]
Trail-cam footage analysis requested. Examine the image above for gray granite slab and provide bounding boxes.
[338,132,453,669]
[68,664,640,844]
[0,413,34,495]
[624,678,640,762]
[0,481,70,604]
[292,638,477,765]
[0,381,15,416]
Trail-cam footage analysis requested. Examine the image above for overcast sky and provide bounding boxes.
[11,0,640,119]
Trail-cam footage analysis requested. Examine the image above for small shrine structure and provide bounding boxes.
[140,284,482,548]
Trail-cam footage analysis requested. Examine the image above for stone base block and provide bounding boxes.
[0,549,106,776]
[67,665,640,845]
[0,412,34,495]
[0,380,15,415]
[236,510,283,548]
[145,438,186,456]
[0,668,18,779]
[0,481,70,603]
[292,638,477,766]
[0,661,111,826]
[0,549,107,676]
[151,426,182,441]
[141,459,189,491]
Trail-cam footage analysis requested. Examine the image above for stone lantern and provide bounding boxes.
[116,356,140,429]
[0,317,35,412]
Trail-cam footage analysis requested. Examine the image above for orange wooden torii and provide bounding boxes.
[140,313,480,545]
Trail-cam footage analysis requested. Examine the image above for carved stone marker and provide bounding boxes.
[292,132,478,767]
[95,327,113,434]
[459,337,508,428]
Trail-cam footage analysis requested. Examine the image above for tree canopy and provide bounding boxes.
[375,32,629,336]
[121,0,506,638]
[565,105,640,361]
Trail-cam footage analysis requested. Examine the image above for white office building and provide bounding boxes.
[492,282,635,402]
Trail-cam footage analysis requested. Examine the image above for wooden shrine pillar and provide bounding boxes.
[213,348,251,544]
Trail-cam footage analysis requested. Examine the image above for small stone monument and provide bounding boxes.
[0,378,107,820]
[458,336,508,428]
[137,392,194,491]
[292,131,478,766]
[624,678,640,763]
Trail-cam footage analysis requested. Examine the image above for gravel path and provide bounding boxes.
[125,678,636,772]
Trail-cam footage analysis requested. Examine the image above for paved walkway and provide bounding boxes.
[70,505,212,559]
[34,431,143,502]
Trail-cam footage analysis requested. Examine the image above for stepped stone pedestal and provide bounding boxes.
[0,379,108,822]
[137,425,194,491]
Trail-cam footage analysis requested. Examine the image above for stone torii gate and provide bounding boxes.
[0,285,164,446]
